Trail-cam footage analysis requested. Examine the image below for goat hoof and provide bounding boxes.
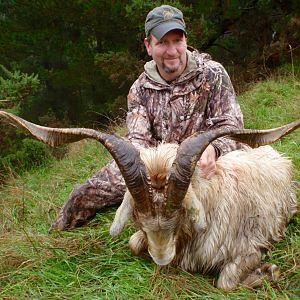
[241,264,280,288]
[260,263,280,280]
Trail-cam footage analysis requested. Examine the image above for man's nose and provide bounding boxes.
[165,43,177,55]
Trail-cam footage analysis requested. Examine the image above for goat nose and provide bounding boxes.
[152,255,173,266]
[148,248,175,266]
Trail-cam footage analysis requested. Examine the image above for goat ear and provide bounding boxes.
[183,189,207,231]
[110,191,133,236]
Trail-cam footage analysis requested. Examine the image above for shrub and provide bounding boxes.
[0,138,53,181]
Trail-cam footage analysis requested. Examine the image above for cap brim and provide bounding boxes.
[151,21,186,40]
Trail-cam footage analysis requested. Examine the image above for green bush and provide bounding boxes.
[0,138,53,178]
[0,64,40,108]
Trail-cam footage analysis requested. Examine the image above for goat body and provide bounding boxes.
[0,111,298,290]
[111,144,297,290]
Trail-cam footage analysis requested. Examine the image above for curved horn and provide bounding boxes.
[0,111,151,211]
[166,120,300,210]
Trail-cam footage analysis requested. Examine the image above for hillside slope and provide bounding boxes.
[0,75,299,299]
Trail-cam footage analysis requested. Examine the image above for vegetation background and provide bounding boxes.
[0,0,299,299]
[1,0,300,177]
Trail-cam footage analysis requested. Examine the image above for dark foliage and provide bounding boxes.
[0,0,299,179]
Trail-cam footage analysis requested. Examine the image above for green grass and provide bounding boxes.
[0,74,300,299]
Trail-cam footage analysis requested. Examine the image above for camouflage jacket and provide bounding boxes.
[126,50,244,157]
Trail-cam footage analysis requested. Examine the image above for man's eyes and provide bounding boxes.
[157,39,183,45]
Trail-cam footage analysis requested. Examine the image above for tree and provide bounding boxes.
[0,0,299,125]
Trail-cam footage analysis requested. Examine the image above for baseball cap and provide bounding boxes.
[145,5,186,40]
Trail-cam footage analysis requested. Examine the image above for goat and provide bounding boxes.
[0,110,299,290]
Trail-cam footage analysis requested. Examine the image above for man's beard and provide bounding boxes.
[162,60,182,74]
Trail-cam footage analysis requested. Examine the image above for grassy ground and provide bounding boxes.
[0,73,299,299]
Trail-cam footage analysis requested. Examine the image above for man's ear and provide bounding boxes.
[144,38,152,56]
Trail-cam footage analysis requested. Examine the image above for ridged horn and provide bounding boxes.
[166,120,300,210]
[0,110,151,211]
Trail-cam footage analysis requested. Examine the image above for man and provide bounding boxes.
[52,5,244,230]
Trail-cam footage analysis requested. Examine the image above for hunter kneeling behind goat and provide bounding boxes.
[0,111,299,290]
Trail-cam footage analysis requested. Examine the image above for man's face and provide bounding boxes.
[144,30,187,82]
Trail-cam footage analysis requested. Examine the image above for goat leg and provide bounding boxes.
[217,252,261,290]
[129,230,148,258]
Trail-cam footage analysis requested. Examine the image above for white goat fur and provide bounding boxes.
[110,144,297,290]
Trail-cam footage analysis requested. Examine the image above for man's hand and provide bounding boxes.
[198,144,217,179]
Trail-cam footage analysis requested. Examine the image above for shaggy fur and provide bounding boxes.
[0,110,298,289]
[110,144,297,290]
